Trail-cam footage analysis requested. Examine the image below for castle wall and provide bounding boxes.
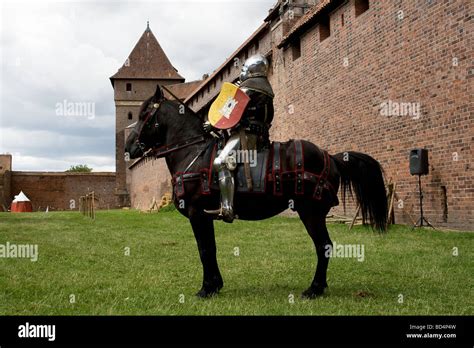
[0,155,12,211]
[9,172,117,211]
[269,0,473,229]
[121,0,472,229]
[128,157,172,210]
[181,0,472,230]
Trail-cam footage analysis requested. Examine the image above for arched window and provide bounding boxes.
[128,112,133,120]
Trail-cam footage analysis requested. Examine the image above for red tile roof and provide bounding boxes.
[166,80,203,101]
[110,27,184,81]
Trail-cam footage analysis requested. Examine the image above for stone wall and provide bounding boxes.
[181,0,472,230]
[0,155,12,211]
[117,0,473,229]
[128,157,172,210]
[269,0,473,229]
[9,172,117,211]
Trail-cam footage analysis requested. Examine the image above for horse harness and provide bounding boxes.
[134,100,336,204]
[172,139,338,206]
[271,141,335,201]
[135,101,208,159]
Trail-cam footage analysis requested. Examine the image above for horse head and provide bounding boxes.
[125,85,166,159]
[125,85,204,160]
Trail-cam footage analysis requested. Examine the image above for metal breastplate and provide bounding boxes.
[240,77,275,126]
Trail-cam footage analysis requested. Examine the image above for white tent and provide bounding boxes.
[11,191,33,212]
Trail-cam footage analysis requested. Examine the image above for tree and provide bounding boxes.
[66,164,93,173]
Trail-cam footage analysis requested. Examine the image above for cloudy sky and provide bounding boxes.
[0,0,275,171]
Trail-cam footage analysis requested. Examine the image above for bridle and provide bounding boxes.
[134,101,162,155]
[134,98,208,160]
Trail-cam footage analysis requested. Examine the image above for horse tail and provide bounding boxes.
[331,151,388,232]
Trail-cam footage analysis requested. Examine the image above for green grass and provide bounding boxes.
[0,210,472,315]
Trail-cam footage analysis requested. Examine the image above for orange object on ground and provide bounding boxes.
[11,191,33,213]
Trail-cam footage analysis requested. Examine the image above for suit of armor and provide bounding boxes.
[205,54,275,222]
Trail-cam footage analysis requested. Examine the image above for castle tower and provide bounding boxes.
[110,22,185,206]
[0,154,12,211]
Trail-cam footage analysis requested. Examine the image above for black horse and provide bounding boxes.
[125,86,387,299]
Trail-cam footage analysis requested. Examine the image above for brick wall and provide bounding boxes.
[128,157,172,210]
[187,23,275,112]
[0,155,12,211]
[9,172,117,211]
[179,0,472,230]
[269,0,473,229]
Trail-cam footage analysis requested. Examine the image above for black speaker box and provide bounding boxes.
[410,148,429,175]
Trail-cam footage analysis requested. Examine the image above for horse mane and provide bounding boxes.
[138,93,203,136]
[161,99,203,129]
[138,95,155,120]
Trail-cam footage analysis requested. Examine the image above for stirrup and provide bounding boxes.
[204,206,235,223]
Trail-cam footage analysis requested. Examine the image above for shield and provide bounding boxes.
[208,82,250,129]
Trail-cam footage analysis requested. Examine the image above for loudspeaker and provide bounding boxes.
[410,149,429,175]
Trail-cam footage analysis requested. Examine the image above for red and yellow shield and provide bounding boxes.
[208,82,250,129]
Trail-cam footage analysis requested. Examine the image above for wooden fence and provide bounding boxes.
[79,191,96,219]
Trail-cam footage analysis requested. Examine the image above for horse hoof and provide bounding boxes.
[301,286,326,299]
[196,288,220,298]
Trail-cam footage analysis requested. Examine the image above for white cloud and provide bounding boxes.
[0,0,276,171]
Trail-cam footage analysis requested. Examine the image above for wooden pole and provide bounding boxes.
[349,205,361,231]
[387,182,397,227]
[88,194,91,218]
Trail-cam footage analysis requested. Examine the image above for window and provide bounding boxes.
[292,39,301,60]
[255,40,260,52]
[128,112,133,120]
[355,0,369,17]
[126,83,132,92]
[319,15,330,41]
[266,53,273,76]
[341,13,345,27]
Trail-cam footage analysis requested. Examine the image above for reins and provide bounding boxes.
[150,134,208,159]
[136,88,211,167]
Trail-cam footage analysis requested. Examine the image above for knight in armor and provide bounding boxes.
[204,54,275,223]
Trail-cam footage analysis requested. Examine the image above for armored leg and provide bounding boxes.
[206,134,240,223]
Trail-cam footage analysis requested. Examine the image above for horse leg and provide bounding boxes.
[190,214,223,298]
[297,205,332,299]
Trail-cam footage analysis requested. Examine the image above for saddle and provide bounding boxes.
[172,140,338,205]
